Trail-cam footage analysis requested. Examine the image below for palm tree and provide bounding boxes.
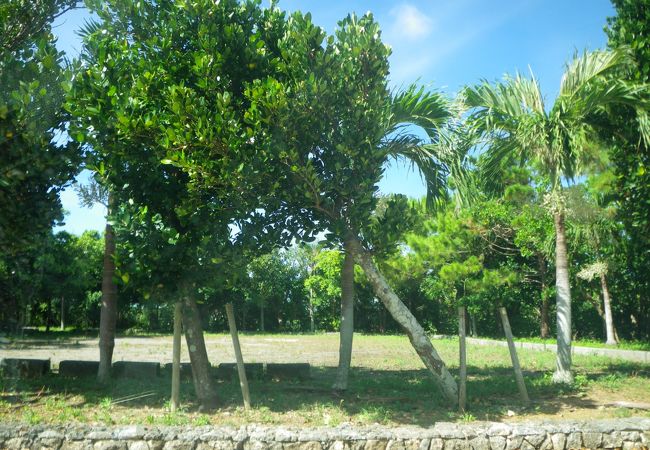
[333,85,463,392]
[463,48,648,383]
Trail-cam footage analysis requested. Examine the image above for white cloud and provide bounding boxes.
[389,4,433,40]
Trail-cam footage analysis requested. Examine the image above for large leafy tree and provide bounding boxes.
[255,12,463,404]
[69,0,316,409]
[606,0,650,340]
[464,48,649,383]
[0,0,80,256]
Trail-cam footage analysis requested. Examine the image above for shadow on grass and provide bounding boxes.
[3,361,648,426]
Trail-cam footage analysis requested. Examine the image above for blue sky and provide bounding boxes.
[53,0,614,234]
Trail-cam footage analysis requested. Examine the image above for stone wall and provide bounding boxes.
[1,418,649,450]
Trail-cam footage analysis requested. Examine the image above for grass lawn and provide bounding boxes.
[1,333,649,426]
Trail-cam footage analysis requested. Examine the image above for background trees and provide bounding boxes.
[463,48,649,383]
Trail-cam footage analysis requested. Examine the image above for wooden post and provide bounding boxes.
[171,302,183,412]
[458,306,467,412]
[498,306,530,404]
[226,303,251,409]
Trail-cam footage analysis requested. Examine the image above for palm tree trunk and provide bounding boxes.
[60,296,65,331]
[600,273,617,345]
[333,238,355,391]
[552,211,573,384]
[182,293,219,411]
[348,238,458,405]
[97,195,118,384]
[538,254,550,339]
[309,287,315,333]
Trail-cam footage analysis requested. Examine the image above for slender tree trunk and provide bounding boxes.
[469,314,477,337]
[182,294,219,411]
[226,303,251,409]
[60,297,65,331]
[97,198,118,384]
[46,298,52,333]
[171,302,182,412]
[458,306,467,412]
[552,211,573,384]
[499,307,529,404]
[538,254,550,339]
[349,238,458,405]
[309,287,315,333]
[333,238,355,391]
[600,273,617,345]
[260,301,265,332]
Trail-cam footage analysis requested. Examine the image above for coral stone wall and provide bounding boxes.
[1,419,649,450]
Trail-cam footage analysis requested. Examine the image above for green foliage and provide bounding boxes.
[0,1,80,254]
[605,0,650,340]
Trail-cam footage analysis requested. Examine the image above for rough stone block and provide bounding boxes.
[565,433,582,450]
[94,440,127,450]
[488,436,505,450]
[602,431,623,448]
[581,432,602,449]
[113,361,160,379]
[128,442,151,450]
[550,433,566,450]
[61,440,90,450]
[505,436,523,450]
[429,439,444,450]
[162,363,193,380]
[59,360,100,378]
[0,358,50,378]
[216,363,264,381]
[284,442,322,450]
[162,440,195,450]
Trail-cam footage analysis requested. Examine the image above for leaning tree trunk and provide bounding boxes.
[182,294,219,411]
[538,254,550,339]
[348,238,458,405]
[552,212,573,384]
[333,238,355,391]
[600,273,617,346]
[97,198,118,384]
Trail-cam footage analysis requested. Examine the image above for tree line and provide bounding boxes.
[1,0,649,409]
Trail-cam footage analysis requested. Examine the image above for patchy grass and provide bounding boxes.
[1,333,649,426]
[510,336,650,352]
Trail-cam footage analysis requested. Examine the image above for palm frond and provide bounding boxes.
[559,48,633,100]
[388,84,453,138]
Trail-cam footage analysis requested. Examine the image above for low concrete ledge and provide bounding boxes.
[216,363,265,380]
[0,358,50,378]
[267,363,311,381]
[58,360,99,378]
[113,361,160,379]
[0,419,648,450]
[162,362,194,380]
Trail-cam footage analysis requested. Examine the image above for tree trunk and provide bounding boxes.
[349,238,458,405]
[499,307,530,404]
[60,297,65,331]
[97,198,118,384]
[309,287,315,333]
[333,238,355,391]
[182,294,219,411]
[458,306,467,412]
[552,211,573,384]
[226,303,251,409]
[469,314,477,337]
[600,273,618,345]
[260,301,265,332]
[46,298,52,333]
[171,302,182,412]
[538,254,550,339]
